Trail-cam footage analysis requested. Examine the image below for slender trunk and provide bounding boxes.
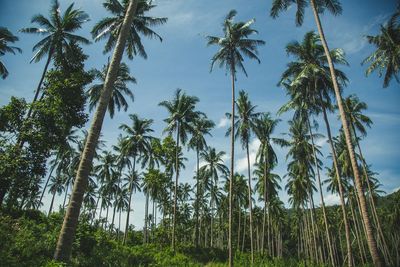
[172,122,180,251]
[91,194,101,225]
[310,1,382,265]
[320,97,353,267]
[123,157,136,245]
[48,191,56,216]
[349,195,367,265]
[110,202,117,233]
[39,160,57,209]
[246,142,254,264]
[195,148,200,247]
[261,147,269,254]
[62,183,69,210]
[237,207,241,251]
[308,118,335,266]
[241,211,246,252]
[144,193,149,243]
[53,1,138,261]
[211,178,214,247]
[118,209,122,242]
[228,63,235,267]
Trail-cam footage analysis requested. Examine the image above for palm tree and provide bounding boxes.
[87,62,136,118]
[0,27,22,79]
[200,147,229,247]
[54,1,139,261]
[159,88,201,250]
[270,2,382,264]
[122,171,141,241]
[279,31,354,266]
[226,90,260,263]
[363,8,400,88]
[206,12,264,264]
[188,116,215,246]
[119,113,154,244]
[253,112,284,255]
[48,175,65,216]
[91,0,167,60]
[20,0,90,118]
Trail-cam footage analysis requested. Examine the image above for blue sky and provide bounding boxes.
[1,0,399,229]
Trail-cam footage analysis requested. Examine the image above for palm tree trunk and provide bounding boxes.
[123,157,136,244]
[307,117,335,266]
[172,121,180,251]
[195,148,200,247]
[352,125,391,265]
[310,1,382,265]
[39,160,57,209]
[48,191,56,216]
[241,211,246,252]
[62,183,69,211]
[349,194,367,265]
[261,151,269,255]
[53,1,138,261]
[237,207,241,251]
[144,193,149,243]
[320,97,353,267]
[228,62,236,267]
[110,202,117,233]
[246,142,254,264]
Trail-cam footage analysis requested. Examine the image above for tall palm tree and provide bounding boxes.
[119,113,154,244]
[363,8,400,88]
[159,88,201,250]
[87,62,136,118]
[54,1,139,261]
[20,0,90,117]
[253,113,284,255]
[226,90,260,263]
[188,116,215,246]
[279,31,354,266]
[91,0,167,60]
[270,2,382,265]
[200,147,229,247]
[206,12,264,263]
[122,171,141,241]
[0,27,22,79]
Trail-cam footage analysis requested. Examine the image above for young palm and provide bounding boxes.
[87,62,135,118]
[0,27,22,79]
[200,147,229,247]
[188,116,215,246]
[226,90,261,263]
[54,1,139,261]
[91,0,167,60]
[206,10,264,265]
[119,113,154,244]
[20,0,90,117]
[159,88,201,250]
[363,8,400,88]
[48,175,65,216]
[271,2,381,264]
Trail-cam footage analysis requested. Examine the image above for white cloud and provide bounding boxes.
[324,193,340,206]
[392,187,400,193]
[235,139,260,173]
[217,117,230,128]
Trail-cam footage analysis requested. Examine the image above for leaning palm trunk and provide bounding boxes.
[310,1,382,265]
[228,62,235,267]
[352,125,391,265]
[53,1,138,262]
[246,142,254,264]
[307,118,335,266]
[123,158,136,244]
[320,99,353,267]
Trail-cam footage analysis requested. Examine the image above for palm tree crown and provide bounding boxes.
[91,0,167,59]
[0,27,22,79]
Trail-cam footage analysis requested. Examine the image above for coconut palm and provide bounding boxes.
[87,62,135,118]
[363,8,400,88]
[226,90,260,263]
[0,27,22,79]
[159,88,201,250]
[188,116,215,246]
[20,0,90,117]
[119,113,154,244]
[48,175,65,216]
[206,10,264,265]
[200,147,229,247]
[91,0,167,60]
[54,1,138,261]
[270,1,381,264]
